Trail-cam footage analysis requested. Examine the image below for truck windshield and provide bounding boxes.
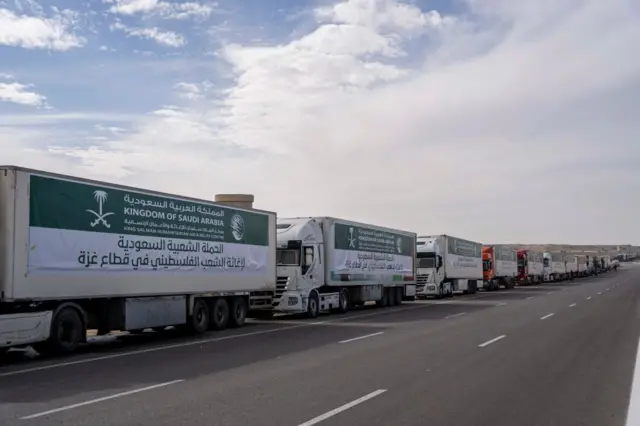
[517,258,525,267]
[416,252,435,268]
[276,249,300,266]
[483,259,491,271]
[543,258,550,267]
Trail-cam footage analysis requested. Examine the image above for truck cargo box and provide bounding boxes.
[0,167,277,301]
[323,217,416,287]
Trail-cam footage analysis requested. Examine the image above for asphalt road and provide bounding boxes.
[1,267,639,426]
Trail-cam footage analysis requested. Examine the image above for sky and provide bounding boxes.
[0,0,639,245]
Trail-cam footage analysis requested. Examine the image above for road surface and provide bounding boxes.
[1,267,639,426]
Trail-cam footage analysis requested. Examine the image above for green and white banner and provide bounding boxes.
[331,223,414,281]
[28,175,270,275]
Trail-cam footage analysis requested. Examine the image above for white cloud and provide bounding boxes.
[3,0,640,244]
[0,78,48,108]
[316,0,452,34]
[105,0,213,20]
[111,22,186,47]
[0,7,85,50]
[174,82,202,100]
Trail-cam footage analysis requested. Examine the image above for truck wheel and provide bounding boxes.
[395,287,404,304]
[209,298,230,331]
[189,299,210,334]
[229,297,247,327]
[386,288,396,305]
[307,291,320,318]
[34,307,84,356]
[376,288,388,307]
[447,285,454,298]
[468,281,477,295]
[337,289,349,314]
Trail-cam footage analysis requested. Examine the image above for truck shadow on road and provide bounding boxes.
[1,319,386,404]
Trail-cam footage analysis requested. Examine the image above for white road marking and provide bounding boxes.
[597,292,602,295]
[569,303,577,308]
[478,335,506,348]
[445,312,466,319]
[339,332,384,344]
[297,389,387,426]
[20,380,184,419]
[587,296,592,300]
[0,293,499,378]
[540,313,555,320]
[606,288,610,291]
[547,292,553,295]
[496,302,507,307]
[526,296,535,300]
[624,327,640,425]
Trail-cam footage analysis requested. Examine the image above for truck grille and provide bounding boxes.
[416,274,429,292]
[275,276,289,302]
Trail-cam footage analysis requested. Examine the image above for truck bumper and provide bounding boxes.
[272,291,306,313]
[416,284,439,297]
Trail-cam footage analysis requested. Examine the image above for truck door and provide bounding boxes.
[302,245,319,287]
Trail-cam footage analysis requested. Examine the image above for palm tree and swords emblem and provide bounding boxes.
[87,190,114,228]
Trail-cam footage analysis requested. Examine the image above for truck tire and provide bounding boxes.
[229,297,247,328]
[188,299,210,334]
[307,291,320,318]
[337,289,349,314]
[376,288,389,307]
[34,307,84,356]
[386,288,396,305]
[395,287,404,304]
[209,298,230,331]
[468,281,477,295]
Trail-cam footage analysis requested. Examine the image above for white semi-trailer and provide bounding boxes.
[576,255,588,276]
[543,252,566,282]
[564,255,578,279]
[272,217,416,317]
[415,235,483,298]
[0,167,276,354]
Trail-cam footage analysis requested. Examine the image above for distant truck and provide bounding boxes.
[272,217,417,317]
[416,235,483,298]
[564,255,578,279]
[576,255,588,276]
[0,167,277,355]
[516,249,544,285]
[482,245,517,290]
[543,252,566,282]
[589,256,600,275]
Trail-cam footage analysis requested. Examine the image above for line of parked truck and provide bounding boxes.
[0,167,619,356]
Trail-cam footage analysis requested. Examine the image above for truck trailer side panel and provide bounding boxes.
[443,235,483,280]
[2,167,277,301]
[493,245,517,277]
[324,217,416,287]
[528,251,544,276]
[550,253,565,276]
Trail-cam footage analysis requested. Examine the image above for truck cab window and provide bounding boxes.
[302,247,314,275]
[483,259,491,271]
[304,247,314,265]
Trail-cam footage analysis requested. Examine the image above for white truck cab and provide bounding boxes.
[274,218,328,315]
[415,237,451,298]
